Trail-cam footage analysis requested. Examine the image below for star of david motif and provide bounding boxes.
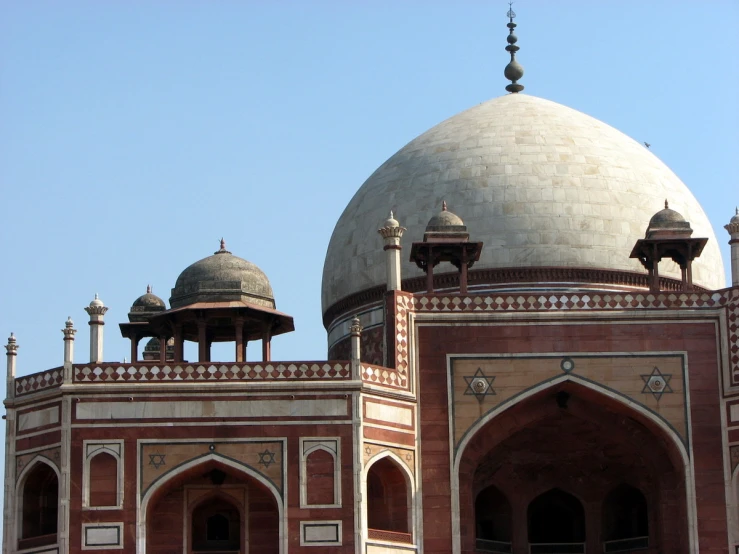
[258,449,276,469]
[641,366,673,400]
[148,453,166,470]
[364,446,371,456]
[464,368,496,403]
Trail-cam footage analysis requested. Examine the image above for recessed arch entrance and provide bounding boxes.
[139,455,283,554]
[455,378,692,554]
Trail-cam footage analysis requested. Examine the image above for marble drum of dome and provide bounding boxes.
[321,93,724,313]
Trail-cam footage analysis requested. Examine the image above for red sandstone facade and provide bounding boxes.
[5,276,739,553]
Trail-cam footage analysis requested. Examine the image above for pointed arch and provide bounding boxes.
[450,374,697,554]
[15,456,60,550]
[137,453,285,554]
[362,450,415,545]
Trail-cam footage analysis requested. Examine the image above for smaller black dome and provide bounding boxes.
[645,201,693,238]
[128,286,167,322]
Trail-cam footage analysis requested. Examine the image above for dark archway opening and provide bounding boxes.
[192,496,240,552]
[528,488,585,547]
[458,382,688,554]
[19,462,58,550]
[602,484,649,551]
[475,485,512,552]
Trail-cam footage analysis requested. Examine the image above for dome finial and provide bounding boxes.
[442,200,448,211]
[147,284,152,294]
[504,2,524,93]
[665,199,669,209]
[215,238,231,255]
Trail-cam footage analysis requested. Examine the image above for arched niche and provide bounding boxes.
[305,447,336,506]
[88,451,118,507]
[475,485,512,548]
[602,483,649,549]
[17,459,59,550]
[363,452,415,545]
[140,456,282,554]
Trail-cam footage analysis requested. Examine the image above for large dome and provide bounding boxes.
[322,94,724,313]
[171,242,275,309]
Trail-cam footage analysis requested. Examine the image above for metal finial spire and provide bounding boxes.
[504,2,524,93]
[442,200,448,211]
[146,284,152,294]
[665,199,669,209]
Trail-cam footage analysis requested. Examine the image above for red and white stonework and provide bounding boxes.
[4,91,739,554]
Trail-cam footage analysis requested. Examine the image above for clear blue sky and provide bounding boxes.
[0,0,737,522]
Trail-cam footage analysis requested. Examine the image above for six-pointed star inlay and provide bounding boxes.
[148,453,166,469]
[258,449,276,469]
[641,366,674,400]
[464,368,496,402]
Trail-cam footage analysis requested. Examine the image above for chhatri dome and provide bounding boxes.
[170,239,275,309]
[321,23,724,314]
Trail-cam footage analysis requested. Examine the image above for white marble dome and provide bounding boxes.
[321,93,724,313]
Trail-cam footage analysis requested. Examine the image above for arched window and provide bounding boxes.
[305,448,336,505]
[366,456,410,542]
[602,484,649,550]
[191,496,240,552]
[19,462,58,549]
[528,488,585,552]
[88,452,118,507]
[475,485,512,550]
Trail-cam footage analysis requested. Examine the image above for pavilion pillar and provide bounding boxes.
[262,327,272,362]
[426,245,434,293]
[459,249,469,294]
[650,244,660,292]
[173,324,184,363]
[235,319,245,363]
[130,334,139,364]
[159,335,167,364]
[197,319,208,363]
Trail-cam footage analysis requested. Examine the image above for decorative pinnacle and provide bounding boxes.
[5,333,18,355]
[504,2,524,93]
[85,294,108,316]
[665,199,669,209]
[378,210,406,238]
[442,200,448,211]
[350,317,363,336]
[147,284,152,294]
[62,317,77,339]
